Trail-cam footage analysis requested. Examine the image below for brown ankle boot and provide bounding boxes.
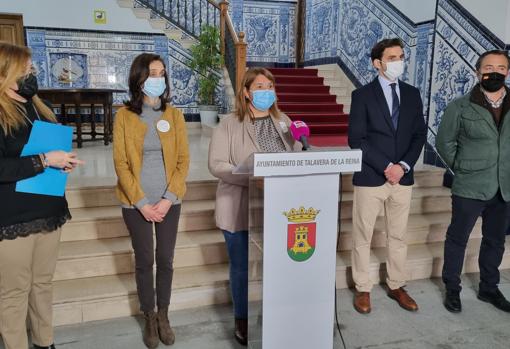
[143,310,159,349]
[157,307,175,345]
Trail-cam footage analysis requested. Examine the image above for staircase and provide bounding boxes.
[269,67,350,147]
[46,166,510,327]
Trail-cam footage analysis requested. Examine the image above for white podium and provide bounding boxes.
[234,150,362,349]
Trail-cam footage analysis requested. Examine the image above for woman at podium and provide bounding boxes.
[208,67,301,345]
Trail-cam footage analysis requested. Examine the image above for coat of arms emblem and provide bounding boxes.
[283,206,320,262]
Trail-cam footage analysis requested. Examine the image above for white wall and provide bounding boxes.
[387,0,437,23]
[0,0,159,33]
[506,1,510,43]
[457,0,508,42]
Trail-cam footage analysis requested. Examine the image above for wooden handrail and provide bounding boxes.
[235,32,247,91]
[206,0,220,9]
[219,1,246,93]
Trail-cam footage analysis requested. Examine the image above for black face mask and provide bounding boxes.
[17,73,39,99]
[480,72,507,93]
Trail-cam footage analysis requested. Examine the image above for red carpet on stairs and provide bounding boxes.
[269,67,349,147]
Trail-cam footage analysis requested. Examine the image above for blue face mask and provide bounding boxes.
[143,77,166,98]
[251,89,276,111]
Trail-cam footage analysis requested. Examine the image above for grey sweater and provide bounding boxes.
[124,102,180,209]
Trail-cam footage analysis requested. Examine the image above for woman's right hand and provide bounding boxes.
[45,151,84,169]
[139,204,164,223]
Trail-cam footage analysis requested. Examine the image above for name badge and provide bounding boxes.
[279,121,288,133]
[156,120,171,133]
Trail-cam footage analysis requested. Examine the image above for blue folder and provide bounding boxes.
[16,120,73,197]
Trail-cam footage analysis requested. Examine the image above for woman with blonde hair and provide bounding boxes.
[113,53,190,348]
[208,67,301,345]
[0,42,82,349]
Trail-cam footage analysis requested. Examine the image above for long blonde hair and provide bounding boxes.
[235,67,280,122]
[0,42,56,135]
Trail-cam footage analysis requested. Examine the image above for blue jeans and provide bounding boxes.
[222,230,248,319]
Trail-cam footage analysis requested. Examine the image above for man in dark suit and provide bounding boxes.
[348,38,427,314]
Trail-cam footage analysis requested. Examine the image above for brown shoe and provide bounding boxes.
[234,318,247,346]
[388,287,419,312]
[157,307,176,345]
[143,310,159,349]
[354,291,371,314]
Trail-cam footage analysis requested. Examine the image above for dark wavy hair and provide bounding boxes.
[124,53,170,115]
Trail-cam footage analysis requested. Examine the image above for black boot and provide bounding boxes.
[234,318,247,346]
[33,344,56,349]
[444,290,461,313]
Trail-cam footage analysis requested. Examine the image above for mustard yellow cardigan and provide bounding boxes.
[113,105,190,206]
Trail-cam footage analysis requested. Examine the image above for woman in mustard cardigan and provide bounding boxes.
[113,53,189,349]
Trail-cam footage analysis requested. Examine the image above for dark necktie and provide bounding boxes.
[390,83,400,130]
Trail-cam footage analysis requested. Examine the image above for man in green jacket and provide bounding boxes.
[436,50,510,313]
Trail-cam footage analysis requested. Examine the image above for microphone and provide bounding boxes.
[290,121,310,151]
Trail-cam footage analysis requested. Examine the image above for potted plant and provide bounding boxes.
[189,25,223,127]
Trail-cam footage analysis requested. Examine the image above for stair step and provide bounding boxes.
[276,84,330,94]
[52,263,236,325]
[335,238,510,289]
[309,135,348,147]
[287,113,349,123]
[51,237,510,326]
[277,93,336,103]
[149,18,167,30]
[54,230,227,281]
[337,212,482,251]
[269,68,318,77]
[164,28,183,40]
[117,0,134,8]
[278,102,344,113]
[274,75,324,85]
[132,7,152,20]
[66,180,218,209]
[308,122,348,134]
[63,200,217,241]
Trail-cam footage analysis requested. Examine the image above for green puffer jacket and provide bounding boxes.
[436,91,510,202]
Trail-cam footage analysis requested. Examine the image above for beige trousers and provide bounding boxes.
[351,183,412,292]
[0,229,61,349]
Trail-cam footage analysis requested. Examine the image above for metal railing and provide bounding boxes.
[136,1,246,95]
[137,0,220,39]
[427,125,455,176]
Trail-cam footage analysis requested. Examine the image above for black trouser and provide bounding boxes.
[442,192,510,293]
[122,205,181,313]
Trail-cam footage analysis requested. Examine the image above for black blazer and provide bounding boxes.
[348,78,426,187]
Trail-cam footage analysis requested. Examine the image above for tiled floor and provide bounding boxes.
[2,273,509,349]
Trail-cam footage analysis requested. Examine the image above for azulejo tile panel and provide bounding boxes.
[232,0,297,63]
[25,28,225,115]
[304,0,434,111]
[425,0,507,166]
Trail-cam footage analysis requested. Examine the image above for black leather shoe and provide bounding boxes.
[444,290,461,313]
[234,318,247,346]
[33,344,55,349]
[478,289,510,312]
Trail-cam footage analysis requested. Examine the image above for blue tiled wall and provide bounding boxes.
[304,0,434,113]
[425,0,509,166]
[26,28,225,120]
[230,0,297,64]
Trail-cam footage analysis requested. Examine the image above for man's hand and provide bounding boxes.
[384,164,404,185]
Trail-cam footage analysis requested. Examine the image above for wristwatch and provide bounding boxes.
[398,163,408,173]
